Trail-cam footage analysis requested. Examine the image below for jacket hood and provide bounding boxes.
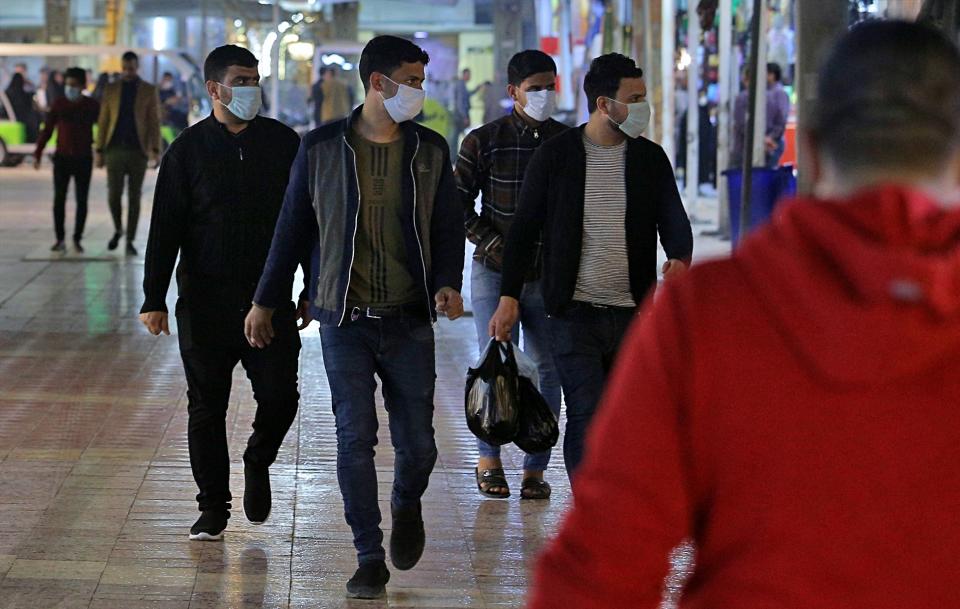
[737,185,960,385]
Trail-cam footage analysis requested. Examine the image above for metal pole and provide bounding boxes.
[795,0,846,193]
[684,1,700,213]
[717,0,732,237]
[271,0,281,120]
[751,4,768,167]
[559,0,575,111]
[739,0,762,243]
[661,0,676,166]
[642,0,656,142]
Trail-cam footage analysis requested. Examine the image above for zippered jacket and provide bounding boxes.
[254,105,465,325]
[141,114,301,313]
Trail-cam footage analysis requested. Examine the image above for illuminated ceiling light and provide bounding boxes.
[292,13,304,23]
[234,19,243,28]
[260,31,278,77]
[341,62,354,71]
[321,53,345,66]
[414,31,428,39]
[278,21,292,33]
[288,41,314,61]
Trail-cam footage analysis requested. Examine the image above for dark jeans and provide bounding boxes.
[319,314,438,565]
[176,299,301,512]
[52,155,93,242]
[105,146,148,242]
[547,302,636,478]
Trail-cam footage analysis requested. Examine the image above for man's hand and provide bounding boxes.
[488,296,519,342]
[662,259,688,281]
[244,304,276,348]
[296,299,312,331]
[139,311,170,336]
[150,150,161,169]
[95,152,105,169]
[32,157,41,170]
[434,287,464,321]
[764,136,777,152]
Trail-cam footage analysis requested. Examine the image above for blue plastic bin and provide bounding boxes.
[724,165,797,246]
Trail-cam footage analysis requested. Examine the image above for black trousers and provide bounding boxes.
[52,155,93,242]
[176,299,301,512]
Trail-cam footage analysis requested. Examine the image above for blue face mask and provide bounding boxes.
[217,83,262,121]
[65,86,82,102]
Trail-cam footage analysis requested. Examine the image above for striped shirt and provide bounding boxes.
[573,135,636,307]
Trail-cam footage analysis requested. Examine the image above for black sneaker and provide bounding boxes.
[189,509,229,541]
[50,240,66,253]
[73,240,84,254]
[125,242,138,256]
[389,502,425,571]
[107,233,121,251]
[243,462,271,524]
[345,560,390,599]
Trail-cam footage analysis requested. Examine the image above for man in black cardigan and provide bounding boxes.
[489,53,693,479]
[139,45,307,541]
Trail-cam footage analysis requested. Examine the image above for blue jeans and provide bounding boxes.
[319,315,438,565]
[470,260,562,472]
[547,302,635,478]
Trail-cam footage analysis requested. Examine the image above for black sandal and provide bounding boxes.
[520,477,552,500]
[476,467,510,499]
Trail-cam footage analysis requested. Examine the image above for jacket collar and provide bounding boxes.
[343,104,419,154]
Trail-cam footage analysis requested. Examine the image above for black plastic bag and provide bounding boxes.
[465,340,521,446]
[513,376,559,454]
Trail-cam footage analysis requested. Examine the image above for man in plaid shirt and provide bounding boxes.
[456,50,568,501]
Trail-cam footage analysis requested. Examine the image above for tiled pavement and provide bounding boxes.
[0,165,574,609]
[0,162,719,608]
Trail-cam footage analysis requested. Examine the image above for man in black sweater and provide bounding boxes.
[489,53,693,479]
[139,45,307,541]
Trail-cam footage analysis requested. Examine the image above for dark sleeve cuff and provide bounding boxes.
[140,299,168,314]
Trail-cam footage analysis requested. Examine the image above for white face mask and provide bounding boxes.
[64,86,82,102]
[379,75,425,124]
[217,83,261,121]
[522,89,556,123]
[606,98,651,139]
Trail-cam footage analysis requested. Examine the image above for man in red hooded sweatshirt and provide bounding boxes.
[528,20,960,609]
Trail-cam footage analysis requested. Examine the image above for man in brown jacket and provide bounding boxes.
[95,50,161,256]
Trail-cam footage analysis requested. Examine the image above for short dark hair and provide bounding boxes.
[811,20,960,174]
[583,53,643,113]
[358,35,429,93]
[204,45,258,83]
[121,51,138,64]
[64,67,86,87]
[507,50,557,86]
[766,62,782,82]
[162,71,174,79]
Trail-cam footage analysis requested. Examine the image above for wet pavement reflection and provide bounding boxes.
[0,166,576,608]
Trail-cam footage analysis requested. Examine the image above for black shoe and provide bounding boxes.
[73,240,84,254]
[125,242,138,256]
[345,560,390,599]
[50,240,66,253]
[189,509,229,541]
[389,502,425,571]
[243,462,271,524]
[107,233,121,251]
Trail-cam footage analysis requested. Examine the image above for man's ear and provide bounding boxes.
[368,72,383,95]
[507,84,518,102]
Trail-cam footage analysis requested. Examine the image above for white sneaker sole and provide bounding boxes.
[189,531,224,541]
